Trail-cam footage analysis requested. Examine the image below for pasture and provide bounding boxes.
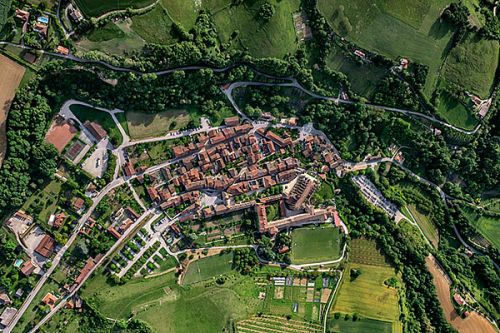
[0,54,25,166]
[125,108,194,140]
[182,252,234,285]
[290,225,342,265]
[407,204,439,248]
[131,5,176,45]
[74,0,156,17]
[435,91,478,130]
[442,33,499,99]
[333,263,400,322]
[425,255,497,333]
[318,0,455,97]
[461,207,500,250]
[69,104,123,145]
[328,317,393,333]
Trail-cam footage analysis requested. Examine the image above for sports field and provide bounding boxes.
[69,104,123,145]
[290,226,342,265]
[182,252,234,285]
[74,0,156,17]
[126,108,194,140]
[0,54,25,167]
[329,317,393,333]
[318,0,454,97]
[442,33,499,99]
[425,255,497,333]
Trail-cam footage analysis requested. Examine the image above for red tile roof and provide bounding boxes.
[35,235,55,258]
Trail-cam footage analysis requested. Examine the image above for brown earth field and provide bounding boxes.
[0,54,25,166]
[425,255,496,333]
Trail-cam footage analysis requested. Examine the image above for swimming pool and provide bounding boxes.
[37,16,49,24]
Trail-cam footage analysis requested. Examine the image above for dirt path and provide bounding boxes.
[0,54,25,167]
[425,255,497,333]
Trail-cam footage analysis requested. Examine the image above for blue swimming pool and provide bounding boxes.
[37,16,49,24]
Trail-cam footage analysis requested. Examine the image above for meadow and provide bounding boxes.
[290,225,342,264]
[125,107,195,140]
[328,317,393,333]
[435,91,478,130]
[318,0,454,97]
[131,5,176,45]
[348,238,388,267]
[74,0,156,17]
[69,104,123,145]
[407,204,439,248]
[182,252,234,285]
[442,33,499,99]
[461,207,500,250]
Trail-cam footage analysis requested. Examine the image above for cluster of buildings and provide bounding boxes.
[107,207,141,239]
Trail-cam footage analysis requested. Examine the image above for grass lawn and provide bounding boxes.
[74,0,156,17]
[77,20,145,55]
[69,103,123,145]
[125,107,195,140]
[290,225,342,265]
[461,207,500,250]
[333,263,400,322]
[82,268,261,332]
[407,204,439,248]
[22,180,63,226]
[435,90,478,130]
[315,181,335,201]
[318,0,455,98]
[326,50,388,98]
[328,317,393,333]
[182,252,234,285]
[442,33,499,99]
[131,4,176,45]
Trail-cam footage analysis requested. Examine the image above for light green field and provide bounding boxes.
[182,252,234,285]
[126,108,193,140]
[77,20,146,55]
[318,0,454,97]
[349,238,388,267]
[407,204,439,248]
[435,91,478,130]
[326,50,388,98]
[442,33,499,99]
[290,225,342,265]
[461,207,500,250]
[74,0,156,17]
[328,317,393,333]
[333,263,400,322]
[69,104,123,145]
[131,4,176,45]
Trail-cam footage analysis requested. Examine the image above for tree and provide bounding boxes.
[258,2,275,22]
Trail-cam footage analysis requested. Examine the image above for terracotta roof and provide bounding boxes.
[21,261,35,276]
[75,257,96,285]
[35,235,55,258]
[84,121,107,141]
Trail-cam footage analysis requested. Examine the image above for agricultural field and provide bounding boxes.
[425,255,497,333]
[349,238,389,266]
[435,91,478,130]
[182,252,234,285]
[406,204,439,248]
[130,5,176,45]
[0,54,25,166]
[125,107,197,140]
[69,104,123,145]
[238,314,323,333]
[326,50,388,98]
[290,225,342,265]
[318,0,455,97]
[74,0,156,17]
[0,0,12,30]
[328,317,394,333]
[442,33,499,99]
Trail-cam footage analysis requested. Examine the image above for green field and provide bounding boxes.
[290,225,342,265]
[69,104,123,145]
[333,263,400,322]
[182,252,234,285]
[435,91,478,130]
[131,4,176,45]
[328,317,393,333]
[326,50,388,98]
[318,0,454,97]
[22,180,63,226]
[82,269,261,332]
[349,238,389,266]
[461,207,500,250]
[125,108,196,140]
[442,33,499,99]
[407,204,439,248]
[74,0,156,17]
